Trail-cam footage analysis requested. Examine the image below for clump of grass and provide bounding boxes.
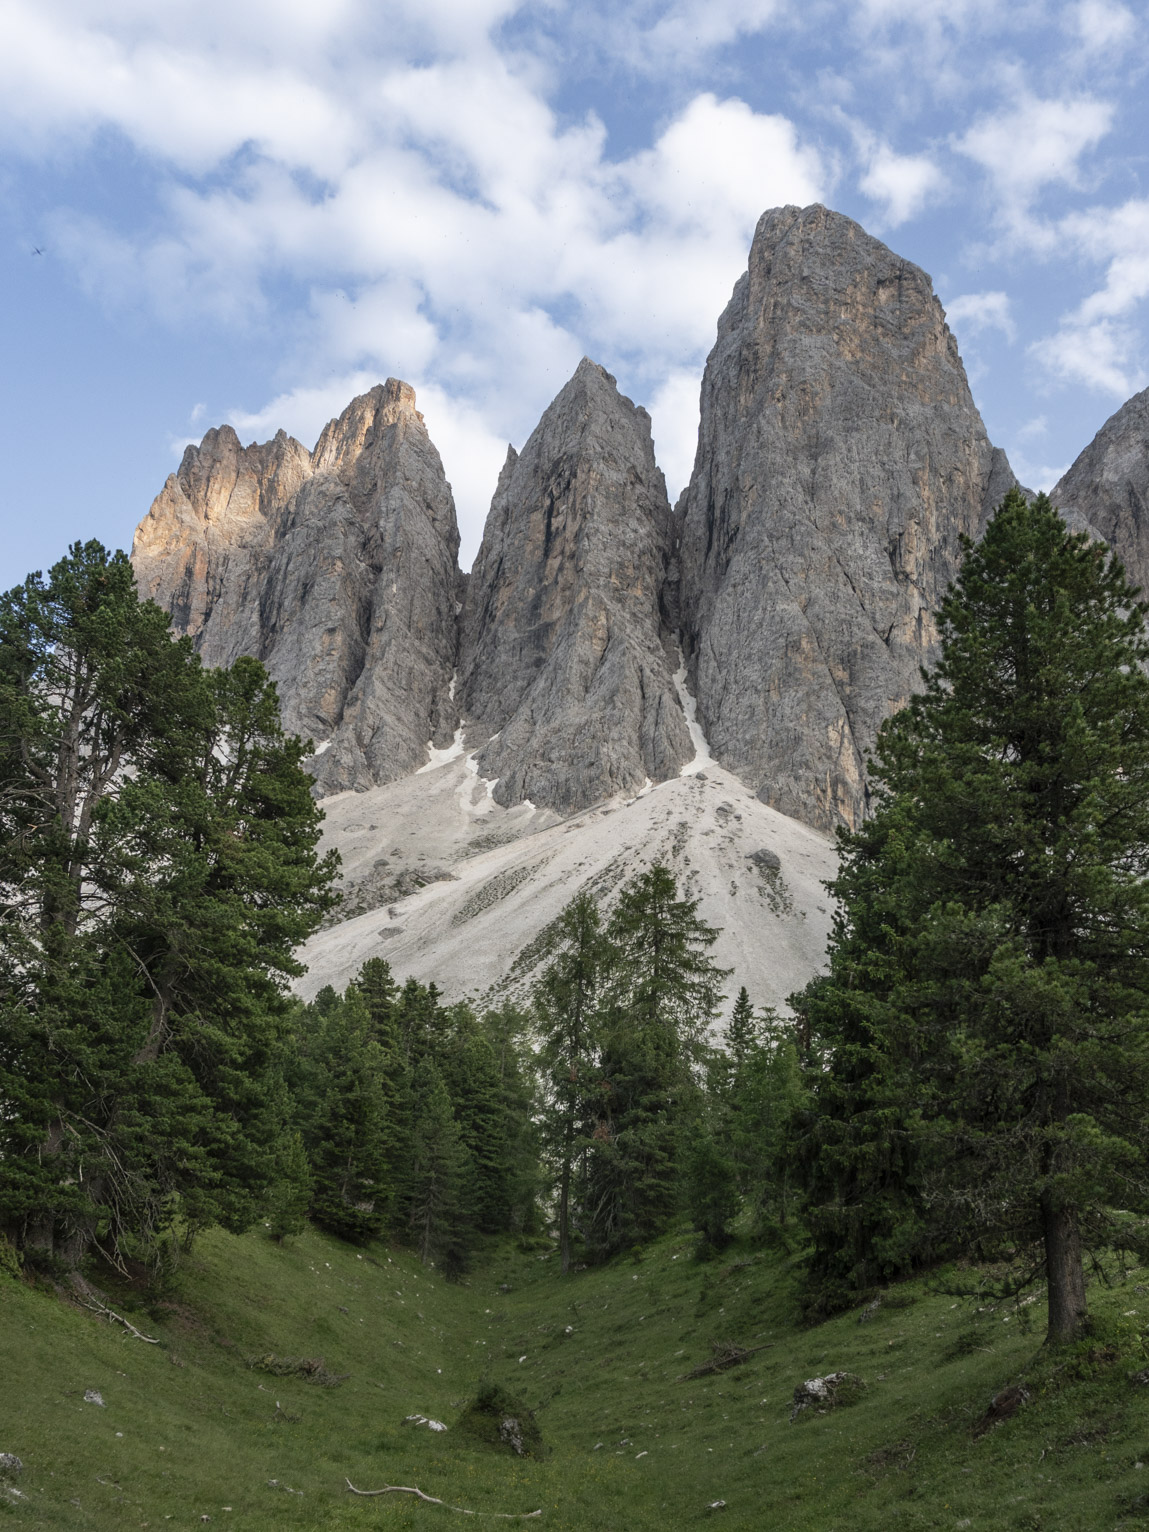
[455,1380,545,1457]
[247,1353,348,1386]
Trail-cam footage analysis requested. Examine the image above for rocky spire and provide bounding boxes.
[678,203,1019,832]
[1051,386,1149,594]
[459,358,693,813]
[132,379,461,795]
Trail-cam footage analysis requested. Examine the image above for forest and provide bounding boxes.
[4,489,1149,1362]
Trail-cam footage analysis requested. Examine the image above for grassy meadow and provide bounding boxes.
[3,1224,1149,1530]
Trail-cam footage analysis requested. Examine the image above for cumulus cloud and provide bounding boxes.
[955,92,1114,241]
[858,141,945,226]
[1067,0,1137,52]
[943,291,1016,341]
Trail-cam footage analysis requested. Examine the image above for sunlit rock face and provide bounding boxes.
[678,203,1019,832]
[1052,387,1149,595]
[458,359,693,815]
[132,380,461,795]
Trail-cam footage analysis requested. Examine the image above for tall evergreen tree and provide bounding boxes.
[298,989,391,1244]
[788,491,1149,1342]
[586,866,725,1256]
[0,544,337,1266]
[533,893,609,1272]
[407,1057,468,1270]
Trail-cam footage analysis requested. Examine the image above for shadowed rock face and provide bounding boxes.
[132,380,461,795]
[459,359,693,814]
[1052,387,1149,595]
[679,203,1018,831]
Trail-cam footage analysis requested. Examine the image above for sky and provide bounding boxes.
[1,0,1147,588]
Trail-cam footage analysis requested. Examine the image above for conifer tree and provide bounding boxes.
[267,1131,312,1243]
[0,543,337,1266]
[586,866,725,1255]
[301,990,390,1243]
[533,893,609,1272]
[407,1057,468,1270]
[788,491,1149,1341]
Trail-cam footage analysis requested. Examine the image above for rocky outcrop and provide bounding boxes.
[133,380,461,795]
[458,359,693,814]
[679,203,1018,831]
[1052,387,1149,594]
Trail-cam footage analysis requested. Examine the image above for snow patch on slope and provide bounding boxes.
[673,660,715,775]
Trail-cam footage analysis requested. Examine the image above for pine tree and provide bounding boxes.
[267,1131,312,1243]
[533,893,609,1272]
[686,1129,739,1254]
[0,544,338,1266]
[788,491,1149,1342]
[407,1057,468,1270]
[586,866,726,1256]
[300,990,390,1244]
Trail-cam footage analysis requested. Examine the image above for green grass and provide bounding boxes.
[3,1223,1149,1530]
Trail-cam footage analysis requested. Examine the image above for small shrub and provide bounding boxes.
[455,1381,545,1457]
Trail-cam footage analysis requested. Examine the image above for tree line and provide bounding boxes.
[5,493,1149,1348]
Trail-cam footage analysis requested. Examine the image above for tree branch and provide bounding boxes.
[344,1481,542,1517]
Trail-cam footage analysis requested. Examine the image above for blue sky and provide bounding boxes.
[1,0,1147,588]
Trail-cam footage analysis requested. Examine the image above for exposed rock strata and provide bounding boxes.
[459,358,693,814]
[1052,387,1149,594]
[132,381,461,795]
[679,203,1018,831]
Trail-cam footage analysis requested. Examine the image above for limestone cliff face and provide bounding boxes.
[679,203,1018,831]
[459,359,693,813]
[132,380,461,795]
[1052,387,1149,594]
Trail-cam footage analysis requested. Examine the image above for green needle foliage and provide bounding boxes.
[585,866,727,1258]
[787,491,1149,1340]
[0,542,339,1269]
[534,893,610,1273]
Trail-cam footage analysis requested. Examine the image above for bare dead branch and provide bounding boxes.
[344,1481,542,1517]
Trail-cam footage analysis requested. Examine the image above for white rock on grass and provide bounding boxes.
[403,1414,447,1431]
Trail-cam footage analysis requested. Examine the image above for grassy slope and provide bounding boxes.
[3,1224,1149,1531]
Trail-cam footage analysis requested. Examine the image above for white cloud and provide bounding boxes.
[955,93,1114,240]
[629,0,785,65]
[647,367,705,504]
[1030,316,1145,396]
[414,385,514,565]
[858,142,945,225]
[1062,197,1149,322]
[1029,196,1149,399]
[957,92,1113,199]
[1068,0,1137,52]
[944,290,1016,341]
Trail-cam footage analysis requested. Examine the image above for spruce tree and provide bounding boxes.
[300,989,390,1243]
[586,866,726,1255]
[533,893,609,1272]
[407,1057,468,1270]
[789,491,1149,1342]
[0,544,337,1266]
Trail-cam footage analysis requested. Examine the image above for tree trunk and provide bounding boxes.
[558,1152,571,1276]
[1043,1196,1088,1344]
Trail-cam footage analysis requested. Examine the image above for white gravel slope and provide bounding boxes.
[298,755,838,1020]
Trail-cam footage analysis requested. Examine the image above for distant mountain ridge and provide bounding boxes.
[133,204,1148,849]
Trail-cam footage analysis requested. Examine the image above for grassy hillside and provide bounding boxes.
[3,1224,1148,1530]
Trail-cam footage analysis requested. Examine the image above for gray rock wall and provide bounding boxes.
[459,359,693,813]
[132,380,461,795]
[678,203,1017,831]
[1052,387,1149,595]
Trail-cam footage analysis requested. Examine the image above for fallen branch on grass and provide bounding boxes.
[680,1341,772,1379]
[344,1481,542,1517]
